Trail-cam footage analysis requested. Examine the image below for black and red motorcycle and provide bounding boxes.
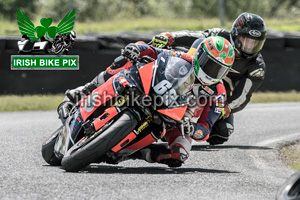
[42,52,195,172]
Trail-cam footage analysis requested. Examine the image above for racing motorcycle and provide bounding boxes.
[42,52,195,172]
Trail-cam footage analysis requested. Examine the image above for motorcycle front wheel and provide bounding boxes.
[61,111,138,172]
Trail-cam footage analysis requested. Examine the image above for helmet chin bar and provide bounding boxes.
[235,47,257,58]
[242,52,258,59]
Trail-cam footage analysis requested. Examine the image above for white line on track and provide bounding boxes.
[256,132,300,147]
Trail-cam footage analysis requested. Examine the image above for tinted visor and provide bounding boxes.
[239,36,265,55]
[197,50,230,80]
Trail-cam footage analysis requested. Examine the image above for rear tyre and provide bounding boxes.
[61,111,138,172]
[276,170,300,200]
[41,126,63,166]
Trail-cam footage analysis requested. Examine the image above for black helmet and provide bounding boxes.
[231,12,267,58]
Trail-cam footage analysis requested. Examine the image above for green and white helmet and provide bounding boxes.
[192,36,235,85]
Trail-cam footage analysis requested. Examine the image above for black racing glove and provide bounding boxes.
[122,43,140,62]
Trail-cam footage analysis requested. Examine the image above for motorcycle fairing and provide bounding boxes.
[138,62,154,96]
[54,109,86,158]
[117,121,166,153]
[157,105,188,121]
[151,53,168,90]
[111,131,137,152]
[93,106,119,131]
[123,134,157,151]
[79,77,116,122]
[110,115,152,152]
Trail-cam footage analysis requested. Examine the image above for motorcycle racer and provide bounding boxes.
[151,12,267,145]
[58,36,235,167]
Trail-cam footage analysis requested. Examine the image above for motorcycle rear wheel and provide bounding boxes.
[41,126,63,166]
[61,111,138,172]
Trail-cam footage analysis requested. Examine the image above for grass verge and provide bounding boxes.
[280,142,300,170]
[0,94,64,112]
[250,91,300,103]
[0,91,300,112]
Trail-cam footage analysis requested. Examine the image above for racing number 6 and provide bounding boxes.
[153,80,177,106]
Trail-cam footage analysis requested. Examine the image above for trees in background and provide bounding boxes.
[0,0,299,21]
[0,0,36,19]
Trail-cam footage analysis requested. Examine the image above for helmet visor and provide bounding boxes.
[196,50,230,80]
[239,36,265,55]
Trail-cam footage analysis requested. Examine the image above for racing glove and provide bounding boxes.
[151,32,174,48]
[219,104,231,119]
[122,43,140,62]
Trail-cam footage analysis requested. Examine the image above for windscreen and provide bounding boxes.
[164,57,195,95]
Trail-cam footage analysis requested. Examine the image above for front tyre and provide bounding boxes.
[41,126,63,166]
[61,111,138,172]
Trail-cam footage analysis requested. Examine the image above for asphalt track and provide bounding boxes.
[1,103,300,200]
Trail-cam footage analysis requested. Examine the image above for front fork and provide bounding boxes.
[180,123,186,139]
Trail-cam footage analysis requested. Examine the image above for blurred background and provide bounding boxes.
[0,0,300,110]
[1,0,300,33]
